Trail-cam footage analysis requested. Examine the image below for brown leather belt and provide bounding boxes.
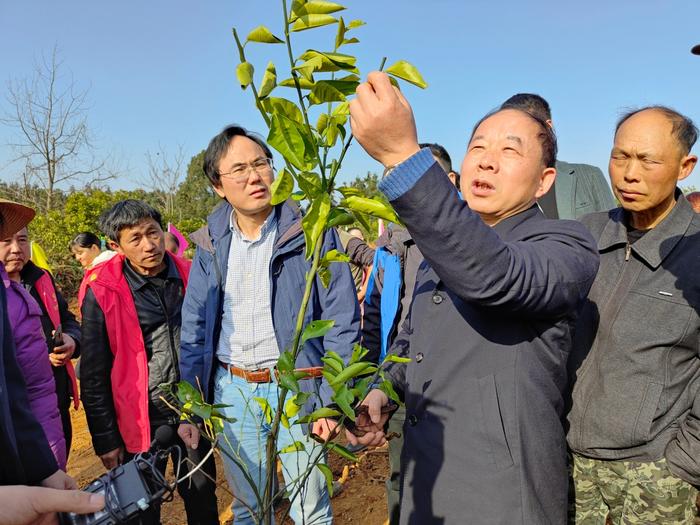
[218,361,323,383]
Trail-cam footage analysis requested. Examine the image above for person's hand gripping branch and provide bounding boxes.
[349,71,422,170]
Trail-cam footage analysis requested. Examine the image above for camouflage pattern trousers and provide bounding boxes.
[569,452,698,524]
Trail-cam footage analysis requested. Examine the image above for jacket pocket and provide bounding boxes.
[633,382,663,444]
[477,374,514,470]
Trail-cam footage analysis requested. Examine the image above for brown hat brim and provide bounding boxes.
[692,44,700,55]
[0,199,36,238]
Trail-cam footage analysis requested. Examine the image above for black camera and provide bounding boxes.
[60,427,179,525]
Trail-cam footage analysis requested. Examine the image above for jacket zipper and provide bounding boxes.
[625,243,632,261]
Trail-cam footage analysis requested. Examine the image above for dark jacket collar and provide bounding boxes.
[598,190,694,269]
[492,204,544,238]
[194,199,303,253]
[19,260,45,286]
[123,252,181,291]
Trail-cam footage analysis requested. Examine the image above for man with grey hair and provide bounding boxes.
[567,106,700,523]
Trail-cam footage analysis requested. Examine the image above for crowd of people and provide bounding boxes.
[1,73,700,525]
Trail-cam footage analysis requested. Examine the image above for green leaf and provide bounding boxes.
[327,208,354,228]
[279,77,315,90]
[258,62,277,98]
[309,81,346,105]
[294,55,323,82]
[347,19,365,29]
[301,193,331,258]
[382,354,412,364]
[332,100,350,116]
[236,62,254,89]
[176,381,201,404]
[298,50,357,72]
[297,407,342,424]
[291,14,338,32]
[268,113,316,171]
[284,397,302,420]
[350,210,372,234]
[246,25,284,44]
[270,167,294,205]
[279,441,306,454]
[297,1,345,15]
[350,344,369,365]
[322,355,343,375]
[318,267,331,288]
[385,60,428,89]
[379,379,401,405]
[342,196,402,224]
[334,17,346,50]
[336,186,363,198]
[291,190,306,201]
[349,376,373,398]
[329,362,376,388]
[316,463,334,496]
[332,384,356,420]
[262,97,304,125]
[277,350,295,373]
[321,249,350,264]
[278,371,301,393]
[327,442,357,462]
[316,113,329,135]
[253,397,274,424]
[300,319,335,346]
[296,171,323,198]
[342,37,359,45]
[293,392,312,406]
[190,403,212,421]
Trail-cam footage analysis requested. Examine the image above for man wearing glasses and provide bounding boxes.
[178,126,359,524]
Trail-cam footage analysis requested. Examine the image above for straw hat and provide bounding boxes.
[0,199,35,238]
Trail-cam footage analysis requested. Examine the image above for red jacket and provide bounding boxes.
[86,253,190,453]
[33,271,80,410]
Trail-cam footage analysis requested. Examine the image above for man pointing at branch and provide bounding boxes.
[346,72,599,524]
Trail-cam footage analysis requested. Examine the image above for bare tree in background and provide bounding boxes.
[1,47,112,212]
[144,144,186,219]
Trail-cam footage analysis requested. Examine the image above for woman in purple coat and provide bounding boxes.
[1,224,66,470]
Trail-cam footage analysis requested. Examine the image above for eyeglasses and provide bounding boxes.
[219,158,274,183]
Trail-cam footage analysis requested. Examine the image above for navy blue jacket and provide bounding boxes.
[0,265,59,485]
[180,201,360,412]
[378,150,600,524]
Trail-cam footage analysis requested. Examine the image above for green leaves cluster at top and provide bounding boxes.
[232,0,427,261]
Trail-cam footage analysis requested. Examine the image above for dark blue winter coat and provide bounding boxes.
[179,200,360,412]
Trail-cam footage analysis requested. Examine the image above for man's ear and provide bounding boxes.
[213,183,226,199]
[534,166,557,199]
[107,239,122,254]
[678,154,698,182]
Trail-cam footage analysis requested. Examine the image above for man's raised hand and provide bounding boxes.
[349,71,421,169]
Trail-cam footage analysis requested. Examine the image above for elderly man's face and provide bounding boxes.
[0,227,30,276]
[610,109,695,221]
[460,109,555,225]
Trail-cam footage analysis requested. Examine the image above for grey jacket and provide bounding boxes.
[380,157,599,524]
[567,193,700,485]
[554,161,617,220]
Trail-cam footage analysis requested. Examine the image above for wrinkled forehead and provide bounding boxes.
[469,109,540,145]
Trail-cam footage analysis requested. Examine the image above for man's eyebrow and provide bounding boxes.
[505,135,523,145]
[470,134,485,143]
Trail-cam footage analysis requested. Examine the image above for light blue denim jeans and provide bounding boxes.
[213,365,333,524]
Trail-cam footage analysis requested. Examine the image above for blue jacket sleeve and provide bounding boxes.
[380,153,600,318]
[180,245,212,393]
[316,228,361,405]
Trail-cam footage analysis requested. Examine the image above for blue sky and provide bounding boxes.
[1,0,699,191]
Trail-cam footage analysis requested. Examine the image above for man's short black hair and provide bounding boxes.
[99,199,163,242]
[469,108,558,169]
[615,106,698,156]
[203,125,274,187]
[419,142,453,173]
[501,93,552,123]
